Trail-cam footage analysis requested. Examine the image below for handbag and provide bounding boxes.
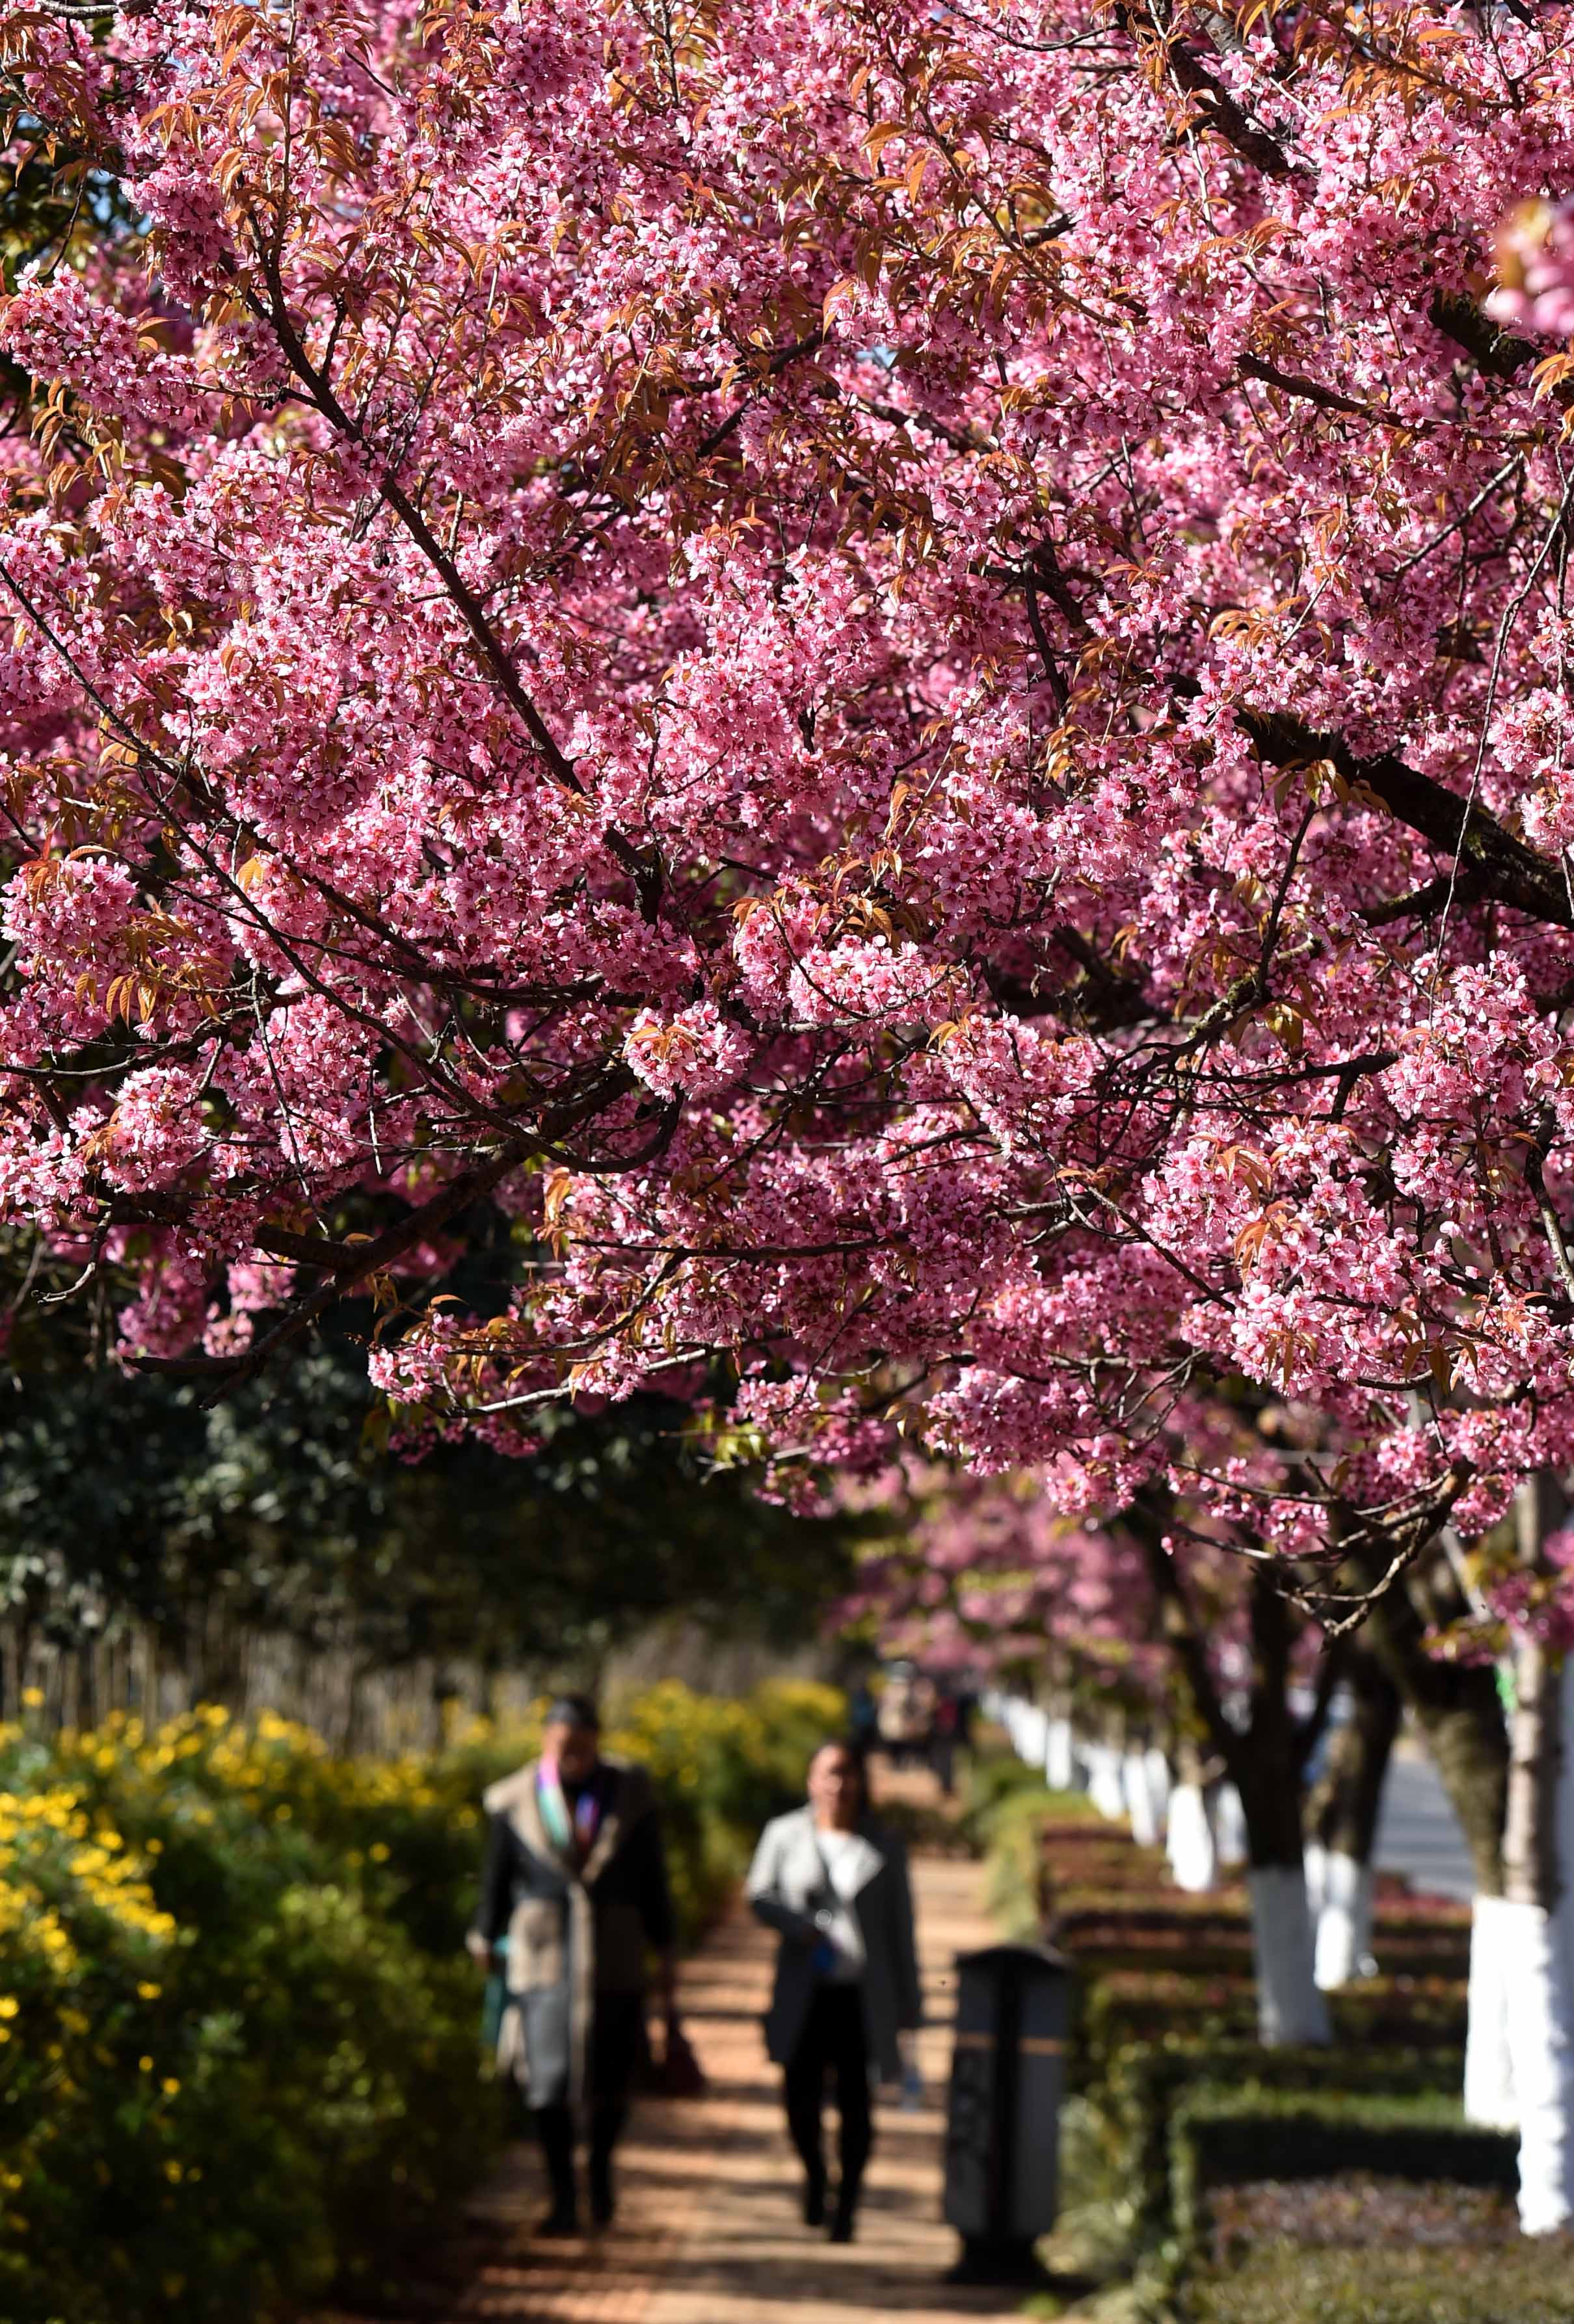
[637,2012,708,2096]
[807,1827,849,1978]
[479,1936,512,2064]
[651,2020,708,2098]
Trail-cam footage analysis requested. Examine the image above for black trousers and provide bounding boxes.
[531,1992,645,2211]
[783,1984,873,2203]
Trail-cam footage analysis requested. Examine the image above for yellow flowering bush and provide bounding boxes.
[0,1678,842,2323]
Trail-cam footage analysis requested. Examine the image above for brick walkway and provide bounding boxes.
[351,1817,1013,2323]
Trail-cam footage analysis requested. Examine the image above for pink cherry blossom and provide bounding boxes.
[0,0,1572,1598]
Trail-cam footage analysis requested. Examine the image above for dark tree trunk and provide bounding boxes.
[1306,1642,1400,1987]
[1495,1477,1574,2232]
[1350,1542,1508,1894]
[1309,1643,1401,1863]
[1134,1517,1329,2044]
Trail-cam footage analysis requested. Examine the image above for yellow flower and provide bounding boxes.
[139,2056,153,2074]
[0,1996,18,2020]
[137,1983,161,2001]
[368,1842,390,1862]
[20,1689,42,1711]
[162,2078,180,2096]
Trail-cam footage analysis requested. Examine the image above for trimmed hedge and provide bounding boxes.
[1104,2040,1467,2247]
[973,1746,1493,2303]
[1169,2087,1517,2257]
[1188,2241,1574,2324]
[1078,1967,1469,2087]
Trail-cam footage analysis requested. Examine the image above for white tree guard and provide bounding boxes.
[1502,1896,1574,2233]
[1303,1838,1327,1917]
[1248,1864,1332,2046]
[1465,1894,1519,2130]
[1123,1751,1159,1846]
[1045,1715,1077,1793]
[1313,1850,1376,1990]
[1086,1743,1127,1822]
[1166,1782,1218,1892]
[1215,1782,1248,1866]
[1143,1745,1172,1824]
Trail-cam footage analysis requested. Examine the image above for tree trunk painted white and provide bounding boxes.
[1465,1892,1519,2130]
[1143,1745,1171,1825]
[1045,1713,1077,1793]
[1500,1497,1574,2235]
[1215,1781,1248,1866]
[1123,1750,1160,1845]
[1303,1837,1327,1917]
[1166,1780,1218,1892]
[1313,1849,1376,1990]
[1086,1742,1127,1821]
[1247,1864,1332,2046]
[1501,1895,1574,2233]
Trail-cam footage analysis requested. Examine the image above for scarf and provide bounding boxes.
[537,1756,604,1864]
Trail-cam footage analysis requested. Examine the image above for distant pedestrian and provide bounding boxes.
[468,1695,678,2236]
[877,1663,935,1769]
[747,1739,922,2243]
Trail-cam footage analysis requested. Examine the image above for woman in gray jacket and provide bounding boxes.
[746,1739,922,2242]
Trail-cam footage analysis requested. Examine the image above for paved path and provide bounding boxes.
[1374,1745,1474,1901]
[336,1825,1014,2324]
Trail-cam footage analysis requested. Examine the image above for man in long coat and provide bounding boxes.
[469,1695,676,2234]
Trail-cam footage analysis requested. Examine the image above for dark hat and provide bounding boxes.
[544,1693,600,1731]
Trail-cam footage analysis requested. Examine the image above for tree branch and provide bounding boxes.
[136,1066,639,1395]
[1236,706,1573,929]
[1239,352,1390,423]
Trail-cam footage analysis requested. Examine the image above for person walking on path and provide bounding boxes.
[745,1739,922,2245]
[468,1694,678,2237]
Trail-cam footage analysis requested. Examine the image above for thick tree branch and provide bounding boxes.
[1128,1491,1241,1773]
[1236,706,1573,929]
[136,1066,640,1393]
[1239,352,1390,423]
[1525,1111,1574,1306]
[1428,289,1538,384]
[1160,33,1297,179]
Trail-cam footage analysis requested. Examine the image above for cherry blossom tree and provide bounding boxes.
[857,1455,1352,2040]
[10,0,1574,2223]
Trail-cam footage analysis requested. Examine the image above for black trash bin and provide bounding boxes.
[942,1940,1071,2284]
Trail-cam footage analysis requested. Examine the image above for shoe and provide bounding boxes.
[537,2204,581,2238]
[803,2171,827,2228]
[589,2161,615,2228]
[829,2197,857,2243]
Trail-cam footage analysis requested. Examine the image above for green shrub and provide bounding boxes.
[959,1745,1054,1833]
[1186,2241,1574,2324]
[959,1749,1098,1852]
[981,1788,1115,1936]
[1102,2040,1467,2249]
[1169,2087,1517,2259]
[0,1677,840,2324]
[1077,1968,1469,2087]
